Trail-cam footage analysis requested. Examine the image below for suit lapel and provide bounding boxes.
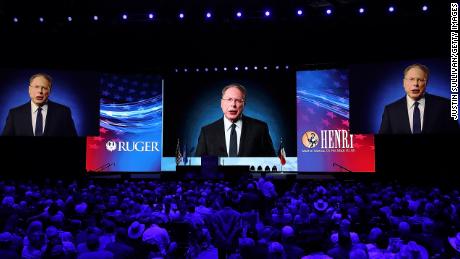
[42,101,52,136]
[421,94,431,133]
[398,98,412,134]
[23,103,34,136]
[239,116,247,157]
[218,119,229,156]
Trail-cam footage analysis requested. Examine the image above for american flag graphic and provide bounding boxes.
[297,69,375,172]
[86,74,163,172]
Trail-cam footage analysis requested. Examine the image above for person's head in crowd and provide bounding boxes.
[298,203,309,217]
[74,202,88,215]
[391,204,403,217]
[222,195,233,208]
[338,231,352,249]
[1,196,15,207]
[313,199,328,213]
[368,227,383,243]
[101,219,116,234]
[146,243,162,256]
[45,226,59,240]
[339,219,351,233]
[281,225,295,243]
[29,73,52,106]
[448,232,460,256]
[86,234,100,251]
[187,203,196,214]
[246,182,255,192]
[0,232,13,249]
[45,226,64,257]
[28,231,45,249]
[309,212,319,225]
[375,233,389,250]
[403,63,429,101]
[349,248,368,259]
[27,220,43,235]
[61,231,73,243]
[268,241,285,259]
[398,221,411,241]
[47,243,65,258]
[47,202,59,216]
[114,227,128,242]
[259,226,274,244]
[398,241,428,259]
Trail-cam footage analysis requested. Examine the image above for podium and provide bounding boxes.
[159,156,250,180]
[174,165,250,180]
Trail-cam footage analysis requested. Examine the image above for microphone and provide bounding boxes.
[332,162,352,172]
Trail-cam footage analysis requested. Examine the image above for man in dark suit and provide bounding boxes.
[379,64,459,134]
[2,73,77,136]
[208,196,242,259]
[195,83,275,157]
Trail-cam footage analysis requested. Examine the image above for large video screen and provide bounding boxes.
[297,69,375,172]
[0,69,100,136]
[349,58,459,134]
[162,70,298,171]
[85,66,376,173]
[86,73,163,172]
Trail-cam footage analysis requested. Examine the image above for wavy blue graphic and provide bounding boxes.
[100,96,162,133]
[297,89,349,119]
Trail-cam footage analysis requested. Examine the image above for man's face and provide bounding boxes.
[221,86,245,122]
[403,67,427,101]
[29,76,51,106]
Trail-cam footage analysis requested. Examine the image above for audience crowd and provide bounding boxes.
[1,176,460,259]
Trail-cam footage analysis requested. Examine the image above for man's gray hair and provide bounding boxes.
[221,83,247,100]
[403,64,429,79]
[29,73,53,88]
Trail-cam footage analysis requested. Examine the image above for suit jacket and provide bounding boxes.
[2,100,77,136]
[195,115,275,157]
[208,207,242,249]
[379,93,459,134]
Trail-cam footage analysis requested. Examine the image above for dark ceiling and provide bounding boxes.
[0,1,448,70]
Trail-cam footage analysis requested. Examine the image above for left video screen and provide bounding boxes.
[0,69,100,137]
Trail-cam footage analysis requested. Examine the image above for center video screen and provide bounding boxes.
[162,70,298,171]
[85,66,375,173]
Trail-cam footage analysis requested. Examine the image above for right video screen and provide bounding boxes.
[349,58,459,134]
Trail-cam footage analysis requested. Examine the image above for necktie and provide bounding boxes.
[35,107,43,136]
[229,123,237,157]
[413,101,421,134]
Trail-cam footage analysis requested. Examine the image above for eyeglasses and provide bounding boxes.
[222,98,245,104]
[31,85,50,91]
[405,77,427,83]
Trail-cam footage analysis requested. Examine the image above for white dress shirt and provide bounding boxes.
[223,116,242,156]
[31,101,48,135]
[406,95,425,133]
